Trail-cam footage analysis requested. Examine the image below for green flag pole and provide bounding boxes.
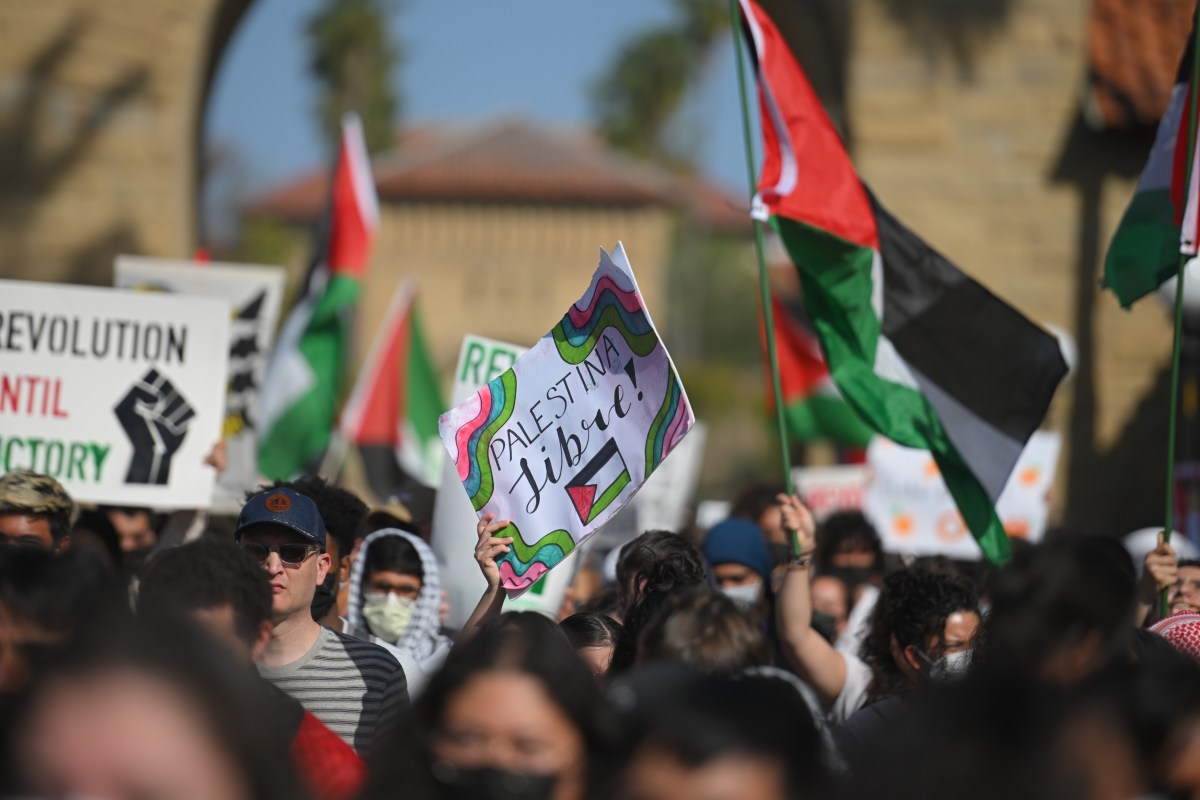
[1163,21,1200,619]
[728,0,798,553]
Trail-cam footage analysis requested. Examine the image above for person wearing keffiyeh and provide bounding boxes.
[345,528,450,697]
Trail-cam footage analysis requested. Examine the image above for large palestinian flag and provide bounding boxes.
[740,0,1068,563]
[1104,25,1195,307]
[258,113,379,480]
[339,283,445,499]
[768,293,873,447]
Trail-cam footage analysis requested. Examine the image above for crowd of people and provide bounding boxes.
[3,465,1200,800]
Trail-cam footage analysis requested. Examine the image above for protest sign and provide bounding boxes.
[793,462,871,520]
[863,432,1061,559]
[433,334,528,629]
[438,244,694,594]
[115,256,285,511]
[0,279,230,508]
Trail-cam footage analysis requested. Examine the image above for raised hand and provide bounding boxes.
[473,513,514,590]
[114,368,195,485]
[777,492,817,557]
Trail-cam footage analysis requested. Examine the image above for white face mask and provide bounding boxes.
[361,592,415,644]
[919,648,972,681]
[721,580,764,611]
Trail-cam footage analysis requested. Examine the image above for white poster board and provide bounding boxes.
[863,432,1061,558]
[793,463,870,520]
[114,257,285,512]
[0,280,230,508]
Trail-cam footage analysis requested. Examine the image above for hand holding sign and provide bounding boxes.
[115,368,195,485]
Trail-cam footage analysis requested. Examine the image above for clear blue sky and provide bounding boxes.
[204,0,756,204]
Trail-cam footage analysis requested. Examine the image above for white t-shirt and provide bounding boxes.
[836,584,879,659]
[830,651,873,725]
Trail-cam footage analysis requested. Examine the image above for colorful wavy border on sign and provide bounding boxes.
[451,371,518,511]
[645,371,689,475]
[552,275,659,364]
[497,523,576,589]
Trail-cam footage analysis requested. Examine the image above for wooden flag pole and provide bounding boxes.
[728,0,798,553]
[1163,19,1200,619]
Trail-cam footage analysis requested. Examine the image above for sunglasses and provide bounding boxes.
[240,541,321,566]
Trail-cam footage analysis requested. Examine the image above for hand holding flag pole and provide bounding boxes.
[727,0,799,556]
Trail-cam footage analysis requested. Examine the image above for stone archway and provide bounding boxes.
[0,0,253,283]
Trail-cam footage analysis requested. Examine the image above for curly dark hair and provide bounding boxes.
[860,566,979,703]
[814,511,884,574]
[615,530,706,617]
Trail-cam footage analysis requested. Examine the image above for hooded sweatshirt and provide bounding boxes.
[346,528,451,696]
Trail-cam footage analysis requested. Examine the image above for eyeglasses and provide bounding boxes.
[240,541,321,566]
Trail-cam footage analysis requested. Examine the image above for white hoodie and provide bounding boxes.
[346,528,451,696]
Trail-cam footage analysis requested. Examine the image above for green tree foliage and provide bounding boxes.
[591,0,728,164]
[307,0,400,154]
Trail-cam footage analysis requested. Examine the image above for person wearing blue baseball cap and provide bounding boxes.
[702,518,776,621]
[237,486,409,756]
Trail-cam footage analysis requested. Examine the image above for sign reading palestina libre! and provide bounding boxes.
[0,280,231,508]
[438,244,695,595]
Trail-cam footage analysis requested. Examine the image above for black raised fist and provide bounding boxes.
[114,368,195,485]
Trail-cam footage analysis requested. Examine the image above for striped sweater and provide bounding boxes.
[259,626,409,755]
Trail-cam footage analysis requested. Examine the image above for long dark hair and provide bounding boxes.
[363,612,614,799]
[860,566,979,703]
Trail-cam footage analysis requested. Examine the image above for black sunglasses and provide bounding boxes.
[240,541,321,566]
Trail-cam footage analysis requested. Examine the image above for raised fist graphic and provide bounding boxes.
[114,368,196,485]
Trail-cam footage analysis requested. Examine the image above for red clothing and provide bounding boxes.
[291,709,367,800]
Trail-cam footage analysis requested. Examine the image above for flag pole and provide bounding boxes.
[728,0,798,550]
[1164,21,1200,619]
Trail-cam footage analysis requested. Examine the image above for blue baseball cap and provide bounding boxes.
[236,487,326,548]
[702,518,774,583]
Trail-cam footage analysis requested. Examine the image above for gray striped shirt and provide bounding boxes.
[259,626,409,755]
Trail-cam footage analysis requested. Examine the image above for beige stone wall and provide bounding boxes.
[360,201,677,379]
[0,0,230,283]
[849,0,1173,528]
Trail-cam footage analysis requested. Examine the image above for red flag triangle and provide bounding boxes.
[567,484,597,522]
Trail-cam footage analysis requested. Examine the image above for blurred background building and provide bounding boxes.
[0,0,1192,535]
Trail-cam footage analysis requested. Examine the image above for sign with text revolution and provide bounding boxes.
[0,280,230,508]
[438,244,694,594]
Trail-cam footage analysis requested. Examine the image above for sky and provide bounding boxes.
[204,0,759,210]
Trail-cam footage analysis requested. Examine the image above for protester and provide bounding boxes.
[236,486,408,755]
[614,669,828,800]
[0,469,76,550]
[615,530,707,621]
[637,586,768,675]
[728,481,791,564]
[809,574,850,644]
[701,518,775,621]
[253,476,368,631]
[4,618,307,800]
[137,538,367,800]
[362,614,612,800]
[561,612,628,680]
[345,528,451,695]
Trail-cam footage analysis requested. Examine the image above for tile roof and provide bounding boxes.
[246,118,751,234]
[1087,0,1194,129]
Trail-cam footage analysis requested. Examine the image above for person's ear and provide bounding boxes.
[902,644,925,674]
[316,551,332,583]
[54,534,71,554]
[250,620,272,662]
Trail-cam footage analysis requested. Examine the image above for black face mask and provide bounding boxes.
[310,572,338,621]
[432,764,557,800]
[811,611,840,644]
[121,545,155,581]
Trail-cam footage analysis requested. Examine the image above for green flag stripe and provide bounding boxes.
[1103,188,1181,308]
[775,215,1011,564]
[783,393,874,447]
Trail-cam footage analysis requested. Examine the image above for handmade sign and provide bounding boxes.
[0,279,230,507]
[438,244,694,593]
[115,256,285,512]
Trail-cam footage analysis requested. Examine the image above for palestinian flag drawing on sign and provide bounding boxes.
[740,0,1068,563]
[768,293,873,448]
[1104,18,1196,307]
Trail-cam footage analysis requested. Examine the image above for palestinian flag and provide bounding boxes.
[1104,23,1194,306]
[339,283,446,498]
[768,293,873,447]
[740,0,1068,563]
[257,113,379,480]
